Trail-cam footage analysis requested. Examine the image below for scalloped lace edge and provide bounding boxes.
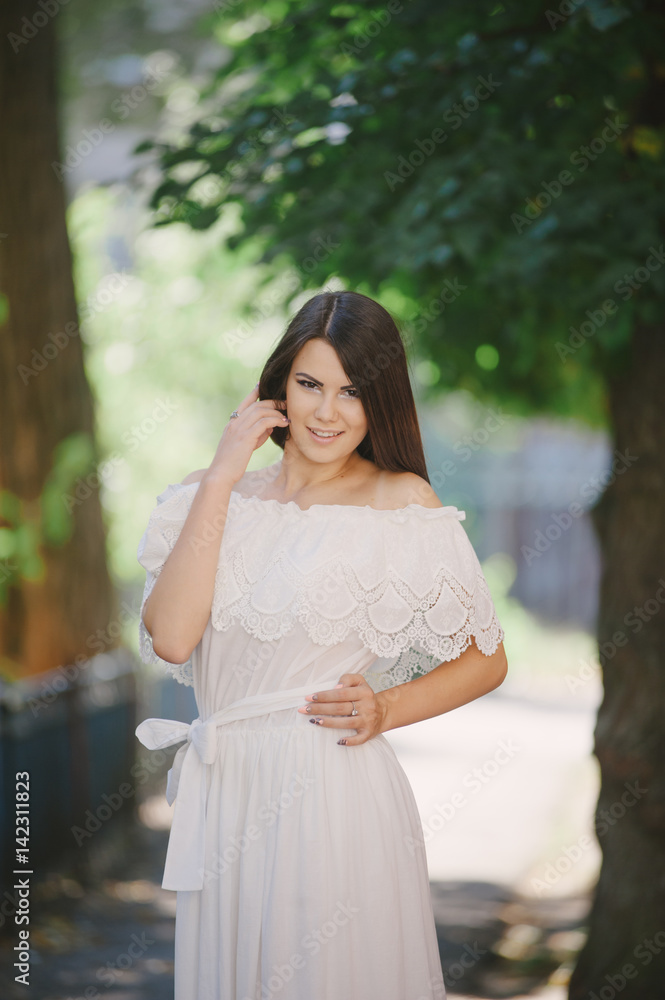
[138,572,194,687]
[137,482,503,689]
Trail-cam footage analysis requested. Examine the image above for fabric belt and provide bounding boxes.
[135,682,321,891]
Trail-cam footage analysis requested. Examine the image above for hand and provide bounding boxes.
[297,673,386,746]
[207,384,290,486]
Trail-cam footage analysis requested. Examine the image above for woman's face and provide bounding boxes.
[282,339,368,462]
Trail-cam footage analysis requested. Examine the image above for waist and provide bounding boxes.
[134,681,348,891]
[199,693,312,734]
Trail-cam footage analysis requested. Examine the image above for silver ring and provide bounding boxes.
[350,702,358,716]
[229,410,240,419]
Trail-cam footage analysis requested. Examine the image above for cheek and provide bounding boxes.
[287,394,308,419]
[354,405,368,433]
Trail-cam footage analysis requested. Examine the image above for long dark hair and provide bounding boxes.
[257,290,430,483]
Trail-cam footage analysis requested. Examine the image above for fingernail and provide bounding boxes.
[338,739,347,745]
[306,694,317,701]
[334,683,343,689]
[309,717,323,725]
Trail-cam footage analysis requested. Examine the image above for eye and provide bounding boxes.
[296,379,360,398]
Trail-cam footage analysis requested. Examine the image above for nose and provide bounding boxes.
[314,392,339,423]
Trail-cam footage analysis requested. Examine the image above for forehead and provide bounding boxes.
[290,338,347,375]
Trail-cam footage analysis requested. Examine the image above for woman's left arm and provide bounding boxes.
[375,639,508,735]
[299,639,508,746]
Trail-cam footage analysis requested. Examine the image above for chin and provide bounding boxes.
[290,426,362,460]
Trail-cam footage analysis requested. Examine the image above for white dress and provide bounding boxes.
[134,467,505,1000]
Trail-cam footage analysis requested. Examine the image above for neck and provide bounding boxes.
[272,445,363,498]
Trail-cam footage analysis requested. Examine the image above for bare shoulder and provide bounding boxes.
[180,468,209,485]
[181,460,281,491]
[379,470,443,510]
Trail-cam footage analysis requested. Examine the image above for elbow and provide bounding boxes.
[490,644,508,691]
[143,613,194,665]
[152,638,193,665]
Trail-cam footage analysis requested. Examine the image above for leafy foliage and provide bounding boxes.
[138,0,665,424]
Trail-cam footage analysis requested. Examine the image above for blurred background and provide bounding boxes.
[1,1,664,998]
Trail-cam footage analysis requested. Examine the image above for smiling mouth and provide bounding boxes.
[307,427,344,438]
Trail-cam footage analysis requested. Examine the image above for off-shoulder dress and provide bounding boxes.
[134,461,505,1000]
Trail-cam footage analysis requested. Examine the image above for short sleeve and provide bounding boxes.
[363,508,505,692]
[136,481,199,686]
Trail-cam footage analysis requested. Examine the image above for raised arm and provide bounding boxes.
[142,385,290,663]
[142,471,234,664]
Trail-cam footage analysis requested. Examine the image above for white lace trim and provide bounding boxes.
[138,566,195,687]
[136,482,505,689]
[137,484,199,687]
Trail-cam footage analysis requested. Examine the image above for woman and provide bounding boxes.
[135,289,507,1000]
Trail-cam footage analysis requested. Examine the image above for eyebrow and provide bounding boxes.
[295,372,357,390]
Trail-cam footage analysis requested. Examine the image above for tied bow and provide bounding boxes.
[134,681,325,891]
[135,716,221,806]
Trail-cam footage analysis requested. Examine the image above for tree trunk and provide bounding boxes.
[0,0,115,677]
[569,322,665,998]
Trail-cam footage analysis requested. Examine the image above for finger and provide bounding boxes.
[241,408,290,431]
[337,674,366,688]
[308,714,360,729]
[305,690,357,705]
[337,732,370,746]
[234,384,261,415]
[304,687,338,703]
[307,676,364,702]
[301,701,355,716]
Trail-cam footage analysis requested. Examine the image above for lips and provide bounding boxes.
[307,427,344,440]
